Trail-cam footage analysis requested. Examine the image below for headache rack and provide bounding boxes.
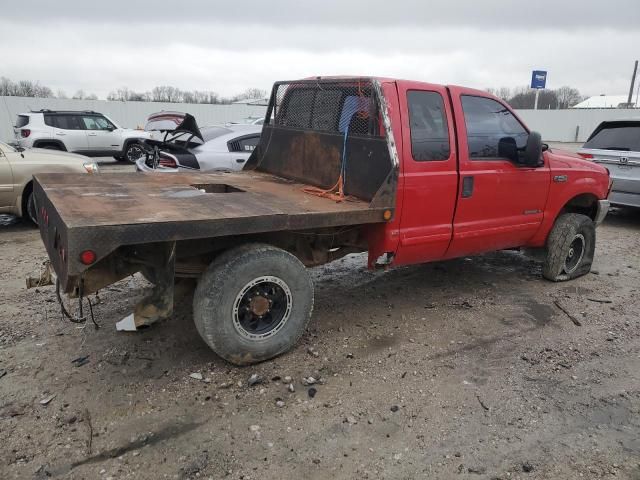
[247,77,398,207]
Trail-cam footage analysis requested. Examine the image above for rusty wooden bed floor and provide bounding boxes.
[35,171,388,236]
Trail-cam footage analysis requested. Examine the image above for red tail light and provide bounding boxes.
[159,155,178,168]
[80,250,97,265]
[21,129,31,138]
[578,153,593,159]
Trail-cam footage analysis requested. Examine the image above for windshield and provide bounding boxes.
[584,122,640,151]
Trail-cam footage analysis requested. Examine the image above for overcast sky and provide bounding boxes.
[2,0,639,99]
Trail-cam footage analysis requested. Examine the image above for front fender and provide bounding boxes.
[528,180,608,247]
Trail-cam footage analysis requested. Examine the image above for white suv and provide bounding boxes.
[14,110,153,162]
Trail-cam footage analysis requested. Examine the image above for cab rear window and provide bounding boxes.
[583,122,640,151]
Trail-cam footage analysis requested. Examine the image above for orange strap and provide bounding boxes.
[301,174,353,203]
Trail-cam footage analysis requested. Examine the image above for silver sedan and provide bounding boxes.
[136,124,262,173]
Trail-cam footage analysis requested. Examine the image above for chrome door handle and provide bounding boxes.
[56,132,66,136]
[88,132,97,136]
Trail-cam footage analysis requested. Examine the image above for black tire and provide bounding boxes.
[123,142,145,163]
[23,189,38,225]
[193,243,314,365]
[542,213,595,282]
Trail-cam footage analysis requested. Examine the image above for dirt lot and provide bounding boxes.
[1,150,640,480]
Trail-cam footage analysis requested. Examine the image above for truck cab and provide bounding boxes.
[367,79,610,269]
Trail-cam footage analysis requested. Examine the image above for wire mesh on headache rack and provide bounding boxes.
[269,78,381,138]
[267,78,382,202]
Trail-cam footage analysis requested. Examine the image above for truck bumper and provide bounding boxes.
[594,199,610,226]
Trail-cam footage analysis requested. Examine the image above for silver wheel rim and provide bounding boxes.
[126,145,143,162]
[563,233,585,274]
[232,275,292,340]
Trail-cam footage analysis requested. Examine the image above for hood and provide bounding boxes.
[26,148,91,164]
[546,148,608,174]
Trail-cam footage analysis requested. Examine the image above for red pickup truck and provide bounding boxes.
[34,77,611,365]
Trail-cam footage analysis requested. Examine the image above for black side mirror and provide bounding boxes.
[498,137,519,163]
[524,131,543,167]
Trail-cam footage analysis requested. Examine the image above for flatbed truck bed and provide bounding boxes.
[35,170,389,291]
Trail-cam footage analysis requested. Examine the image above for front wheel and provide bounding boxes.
[123,142,145,163]
[193,244,314,365]
[542,213,595,281]
[25,191,38,225]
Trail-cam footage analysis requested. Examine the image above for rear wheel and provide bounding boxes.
[193,244,314,365]
[542,213,595,281]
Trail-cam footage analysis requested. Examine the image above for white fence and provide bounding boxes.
[0,96,267,143]
[3,96,640,145]
[516,109,640,143]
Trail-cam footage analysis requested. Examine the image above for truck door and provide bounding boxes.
[393,82,458,265]
[446,87,550,257]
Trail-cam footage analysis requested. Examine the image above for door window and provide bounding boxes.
[238,135,260,152]
[461,95,528,161]
[81,116,101,130]
[228,135,261,152]
[94,116,116,130]
[407,90,450,161]
[45,114,83,130]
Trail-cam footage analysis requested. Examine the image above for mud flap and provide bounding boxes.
[116,242,176,331]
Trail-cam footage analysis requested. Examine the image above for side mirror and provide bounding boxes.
[524,131,543,167]
[498,137,518,163]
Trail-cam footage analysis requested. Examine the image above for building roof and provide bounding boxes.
[572,95,638,109]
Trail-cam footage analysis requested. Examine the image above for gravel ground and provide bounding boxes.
[1,148,639,479]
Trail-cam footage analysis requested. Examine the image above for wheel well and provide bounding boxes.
[21,181,33,217]
[123,139,143,151]
[559,193,598,221]
[33,139,66,151]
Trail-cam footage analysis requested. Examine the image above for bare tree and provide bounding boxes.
[17,80,36,97]
[232,88,268,102]
[497,87,512,101]
[554,86,582,109]
[0,77,15,95]
[507,87,559,109]
[0,76,268,105]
